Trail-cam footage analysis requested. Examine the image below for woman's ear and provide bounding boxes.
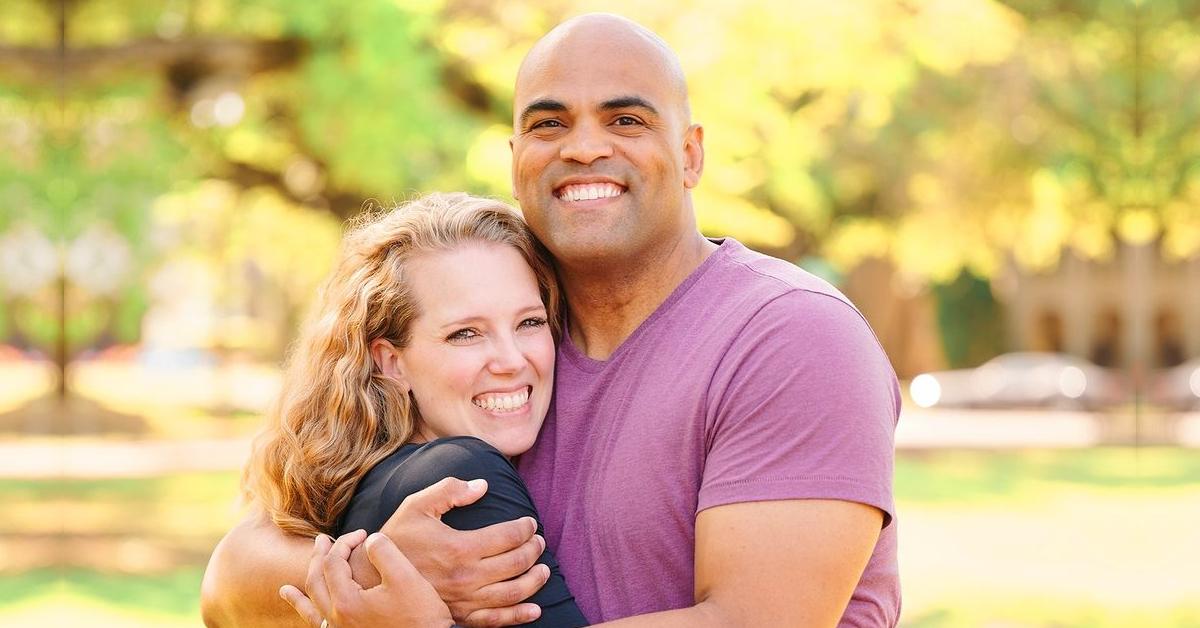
[369,338,410,393]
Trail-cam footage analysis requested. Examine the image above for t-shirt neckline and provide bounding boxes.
[559,238,738,373]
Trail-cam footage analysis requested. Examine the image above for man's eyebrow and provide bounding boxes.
[600,96,659,116]
[519,99,567,128]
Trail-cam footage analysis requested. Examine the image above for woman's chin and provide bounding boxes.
[491,428,540,458]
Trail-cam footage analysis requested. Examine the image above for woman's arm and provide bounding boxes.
[343,437,589,627]
[200,479,546,628]
[201,508,311,628]
[283,530,456,628]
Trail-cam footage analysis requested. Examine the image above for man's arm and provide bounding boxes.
[200,479,545,628]
[285,498,882,628]
[596,499,882,627]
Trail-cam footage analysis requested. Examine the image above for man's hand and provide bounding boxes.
[378,477,549,627]
[280,529,456,628]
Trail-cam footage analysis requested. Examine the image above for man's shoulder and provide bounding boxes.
[708,238,861,321]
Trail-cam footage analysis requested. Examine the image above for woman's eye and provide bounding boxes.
[446,328,480,342]
[520,317,548,329]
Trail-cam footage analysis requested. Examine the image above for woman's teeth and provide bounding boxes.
[473,388,530,412]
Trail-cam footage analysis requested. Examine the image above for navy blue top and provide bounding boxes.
[337,436,588,627]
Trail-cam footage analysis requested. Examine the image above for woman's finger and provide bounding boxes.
[279,584,325,628]
[363,532,424,588]
[329,529,368,560]
[304,534,335,616]
[324,536,364,605]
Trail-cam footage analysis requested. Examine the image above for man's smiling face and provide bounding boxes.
[510,16,703,269]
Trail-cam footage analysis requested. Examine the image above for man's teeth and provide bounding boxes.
[559,183,622,202]
[473,389,530,412]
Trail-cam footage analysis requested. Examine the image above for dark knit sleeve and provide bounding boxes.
[339,436,588,627]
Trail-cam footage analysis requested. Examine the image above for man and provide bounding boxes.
[203,13,900,627]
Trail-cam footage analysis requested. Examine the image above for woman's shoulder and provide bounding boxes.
[376,437,515,495]
[340,437,520,535]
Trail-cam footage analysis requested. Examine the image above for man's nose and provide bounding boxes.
[559,120,613,164]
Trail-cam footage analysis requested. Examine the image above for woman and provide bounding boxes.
[244,192,586,627]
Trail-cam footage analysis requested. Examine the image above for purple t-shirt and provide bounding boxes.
[518,238,901,626]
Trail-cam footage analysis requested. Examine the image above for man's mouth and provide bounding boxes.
[471,386,531,412]
[555,182,625,202]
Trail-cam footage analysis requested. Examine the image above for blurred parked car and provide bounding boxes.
[909,352,1128,410]
[1148,358,1200,410]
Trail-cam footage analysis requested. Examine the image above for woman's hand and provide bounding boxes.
[280,529,455,628]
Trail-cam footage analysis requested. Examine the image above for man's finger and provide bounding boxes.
[470,563,550,608]
[473,531,543,582]
[395,476,489,519]
[364,532,425,588]
[462,516,539,559]
[461,602,543,628]
[279,584,324,628]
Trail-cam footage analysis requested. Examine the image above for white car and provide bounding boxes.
[909,352,1127,411]
[1148,359,1200,410]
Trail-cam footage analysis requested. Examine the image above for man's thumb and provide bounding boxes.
[407,477,488,518]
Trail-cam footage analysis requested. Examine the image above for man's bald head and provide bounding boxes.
[508,13,705,269]
[515,13,691,127]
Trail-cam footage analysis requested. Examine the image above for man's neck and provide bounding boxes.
[561,233,717,360]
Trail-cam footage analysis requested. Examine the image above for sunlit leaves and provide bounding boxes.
[0,0,54,46]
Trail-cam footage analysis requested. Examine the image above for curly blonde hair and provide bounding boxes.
[245,192,561,536]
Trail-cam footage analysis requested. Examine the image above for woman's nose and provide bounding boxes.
[487,334,526,374]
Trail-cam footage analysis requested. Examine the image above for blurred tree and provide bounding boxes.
[0,0,1196,375]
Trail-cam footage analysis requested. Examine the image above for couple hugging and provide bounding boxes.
[202,13,900,628]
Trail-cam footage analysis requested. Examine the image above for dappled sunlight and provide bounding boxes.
[70,359,279,437]
[0,359,52,413]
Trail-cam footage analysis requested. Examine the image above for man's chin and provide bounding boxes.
[545,235,634,267]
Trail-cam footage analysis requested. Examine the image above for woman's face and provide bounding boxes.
[391,241,555,457]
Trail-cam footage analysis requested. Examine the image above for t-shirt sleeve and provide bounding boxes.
[698,290,899,528]
[367,437,589,627]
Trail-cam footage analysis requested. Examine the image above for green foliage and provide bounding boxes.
[3,0,1199,359]
[934,271,1008,368]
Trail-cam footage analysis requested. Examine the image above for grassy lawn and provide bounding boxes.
[895,449,1200,627]
[1,448,1197,627]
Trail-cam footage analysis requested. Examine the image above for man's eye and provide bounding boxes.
[532,119,563,129]
[614,116,641,126]
[446,328,480,342]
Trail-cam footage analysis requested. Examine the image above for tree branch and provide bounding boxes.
[0,37,305,86]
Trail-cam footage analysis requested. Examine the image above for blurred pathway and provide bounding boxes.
[0,410,1196,479]
[0,437,252,479]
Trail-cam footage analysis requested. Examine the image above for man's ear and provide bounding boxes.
[369,338,410,393]
[682,123,704,189]
[509,136,519,200]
